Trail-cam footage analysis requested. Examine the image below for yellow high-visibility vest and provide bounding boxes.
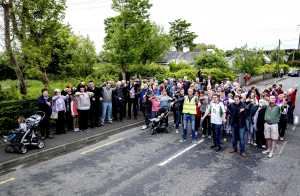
[182,96,197,115]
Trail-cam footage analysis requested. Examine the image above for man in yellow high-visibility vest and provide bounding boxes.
[181,88,199,143]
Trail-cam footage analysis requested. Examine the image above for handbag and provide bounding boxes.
[51,111,58,119]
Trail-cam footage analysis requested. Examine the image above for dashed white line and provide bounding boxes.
[80,138,124,155]
[0,177,15,185]
[158,139,205,167]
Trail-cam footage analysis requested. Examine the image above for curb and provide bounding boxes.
[0,120,145,174]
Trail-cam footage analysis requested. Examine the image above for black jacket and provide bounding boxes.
[113,87,125,104]
[38,96,52,116]
[228,102,247,127]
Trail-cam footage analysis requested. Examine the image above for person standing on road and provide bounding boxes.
[254,99,267,149]
[100,82,113,126]
[228,95,247,157]
[75,85,91,131]
[202,94,226,152]
[278,96,289,141]
[38,89,54,140]
[263,95,281,158]
[287,87,297,124]
[52,89,67,135]
[181,88,198,143]
[113,81,125,122]
[87,81,101,128]
[173,89,185,134]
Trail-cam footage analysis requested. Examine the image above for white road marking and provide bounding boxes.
[294,115,299,125]
[0,177,15,185]
[80,138,124,155]
[158,139,205,167]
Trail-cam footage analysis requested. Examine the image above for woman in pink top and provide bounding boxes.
[149,95,160,118]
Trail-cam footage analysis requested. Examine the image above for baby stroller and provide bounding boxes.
[3,111,46,154]
[150,108,169,135]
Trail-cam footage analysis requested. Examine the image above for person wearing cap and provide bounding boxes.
[52,89,67,134]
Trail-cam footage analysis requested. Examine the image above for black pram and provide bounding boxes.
[150,108,169,135]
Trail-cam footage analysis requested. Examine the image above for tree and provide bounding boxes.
[233,47,264,75]
[137,24,171,65]
[15,0,66,87]
[169,19,197,52]
[195,50,228,69]
[103,0,170,79]
[1,0,27,95]
[270,50,285,65]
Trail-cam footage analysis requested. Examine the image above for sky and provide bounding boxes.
[65,0,300,52]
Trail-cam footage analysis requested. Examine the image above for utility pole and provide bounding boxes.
[298,25,300,50]
[276,39,281,77]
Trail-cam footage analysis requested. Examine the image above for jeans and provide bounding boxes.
[175,111,182,129]
[231,125,246,153]
[182,114,196,140]
[211,123,222,147]
[101,102,112,123]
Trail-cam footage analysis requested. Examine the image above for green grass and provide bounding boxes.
[0,79,80,100]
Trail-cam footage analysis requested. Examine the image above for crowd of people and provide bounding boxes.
[36,73,297,158]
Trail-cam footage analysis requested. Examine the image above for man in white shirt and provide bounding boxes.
[202,94,226,152]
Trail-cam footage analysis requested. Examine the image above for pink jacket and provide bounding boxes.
[150,97,160,112]
[71,100,78,116]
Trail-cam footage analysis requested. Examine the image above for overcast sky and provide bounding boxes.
[65,0,300,52]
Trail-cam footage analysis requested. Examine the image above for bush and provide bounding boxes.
[169,62,192,72]
[195,50,228,69]
[89,63,121,83]
[201,68,236,82]
[128,63,167,78]
[254,64,290,75]
[167,68,197,80]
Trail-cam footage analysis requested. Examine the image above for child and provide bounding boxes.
[17,116,27,132]
[149,95,160,118]
[71,96,80,132]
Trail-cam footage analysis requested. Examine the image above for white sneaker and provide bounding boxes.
[179,139,186,143]
[208,135,212,139]
[175,129,179,134]
[141,125,148,130]
[262,145,267,149]
[74,128,80,132]
[280,137,284,141]
[267,152,273,158]
[262,150,270,154]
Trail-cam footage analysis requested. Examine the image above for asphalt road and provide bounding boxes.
[0,77,299,196]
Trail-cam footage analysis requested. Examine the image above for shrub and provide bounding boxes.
[201,68,236,82]
[169,62,192,72]
[167,68,197,80]
[89,63,121,83]
[195,50,228,69]
[128,63,167,78]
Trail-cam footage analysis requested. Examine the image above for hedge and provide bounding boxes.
[0,99,38,135]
